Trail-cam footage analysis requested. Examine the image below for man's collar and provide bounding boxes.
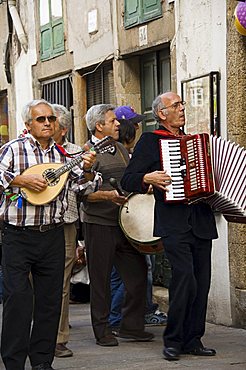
[91,134,101,144]
[28,134,55,150]
[61,137,69,147]
[157,125,185,136]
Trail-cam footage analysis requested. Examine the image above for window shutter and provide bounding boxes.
[124,0,140,29]
[159,49,171,93]
[103,64,116,105]
[40,25,52,60]
[52,19,65,55]
[142,0,162,22]
[141,53,158,132]
[86,63,116,108]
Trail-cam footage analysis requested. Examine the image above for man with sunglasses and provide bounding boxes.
[0,99,99,370]
[121,92,218,362]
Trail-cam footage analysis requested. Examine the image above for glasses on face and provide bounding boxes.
[161,101,186,110]
[32,115,57,123]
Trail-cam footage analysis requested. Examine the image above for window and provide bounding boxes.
[86,63,116,108]
[41,76,74,141]
[190,87,204,107]
[39,0,64,60]
[140,48,171,131]
[124,0,162,29]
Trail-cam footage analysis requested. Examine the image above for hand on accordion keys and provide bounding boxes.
[143,170,172,192]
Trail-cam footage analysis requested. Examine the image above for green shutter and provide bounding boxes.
[142,0,162,22]
[40,0,64,61]
[40,25,52,59]
[124,0,140,29]
[52,19,64,55]
[141,53,158,132]
[124,0,162,29]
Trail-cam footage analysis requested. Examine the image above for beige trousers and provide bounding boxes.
[57,222,77,344]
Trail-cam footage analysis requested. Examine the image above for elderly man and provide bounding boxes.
[81,104,154,347]
[52,104,82,358]
[121,92,218,361]
[0,99,98,370]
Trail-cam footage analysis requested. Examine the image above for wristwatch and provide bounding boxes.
[83,167,94,173]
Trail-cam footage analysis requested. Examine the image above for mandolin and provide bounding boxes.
[20,136,115,205]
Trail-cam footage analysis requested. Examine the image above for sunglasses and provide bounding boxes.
[33,115,57,123]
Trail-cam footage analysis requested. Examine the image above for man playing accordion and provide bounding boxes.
[121,91,218,362]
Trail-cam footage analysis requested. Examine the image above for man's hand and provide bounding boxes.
[12,174,48,192]
[109,190,128,206]
[82,150,97,172]
[143,170,172,192]
[86,189,128,205]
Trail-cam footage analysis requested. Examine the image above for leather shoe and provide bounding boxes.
[55,343,73,357]
[163,347,180,361]
[96,335,119,346]
[32,363,54,370]
[118,330,154,341]
[184,346,216,356]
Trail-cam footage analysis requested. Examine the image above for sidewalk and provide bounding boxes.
[0,300,246,369]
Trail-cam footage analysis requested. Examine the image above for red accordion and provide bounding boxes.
[159,133,246,217]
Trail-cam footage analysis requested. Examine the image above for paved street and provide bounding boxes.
[0,301,246,370]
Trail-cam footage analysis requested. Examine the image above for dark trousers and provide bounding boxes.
[84,223,147,340]
[162,231,212,351]
[1,224,65,370]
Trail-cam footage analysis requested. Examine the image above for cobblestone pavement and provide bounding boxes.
[1,302,246,369]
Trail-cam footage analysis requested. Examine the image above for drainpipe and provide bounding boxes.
[8,0,28,53]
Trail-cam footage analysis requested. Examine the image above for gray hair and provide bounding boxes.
[21,99,55,123]
[85,104,115,134]
[152,94,167,123]
[53,104,72,131]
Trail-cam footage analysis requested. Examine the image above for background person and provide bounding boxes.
[121,92,218,361]
[109,116,167,330]
[52,104,81,358]
[0,99,98,370]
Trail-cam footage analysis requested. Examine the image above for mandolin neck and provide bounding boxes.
[54,154,84,179]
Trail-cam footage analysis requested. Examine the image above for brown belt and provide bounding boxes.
[4,222,64,233]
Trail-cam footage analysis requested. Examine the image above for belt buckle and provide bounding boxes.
[39,224,49,232]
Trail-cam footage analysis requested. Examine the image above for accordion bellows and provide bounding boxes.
[207,136,245,216]
[159,134,246,217]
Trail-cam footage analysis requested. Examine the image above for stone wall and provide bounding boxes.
[227,0,246,328]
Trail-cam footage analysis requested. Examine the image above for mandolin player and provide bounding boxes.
[0,99,100,370]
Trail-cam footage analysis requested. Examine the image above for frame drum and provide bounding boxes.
[119,193,163,255]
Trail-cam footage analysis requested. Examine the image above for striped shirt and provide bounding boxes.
[62,140,81,224]
[0,135,100,227]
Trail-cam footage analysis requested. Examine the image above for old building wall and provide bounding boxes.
[117,0,175,56]
[0,0,16,139]
[66,0,115,70]
[175,0,234,325]
[227,0,246,328]
[113,0,175,132]
[0,2,9,90]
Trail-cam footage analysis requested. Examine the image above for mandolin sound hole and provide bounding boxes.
[43,169,59,186]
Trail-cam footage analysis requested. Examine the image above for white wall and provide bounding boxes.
[174,0,231,324]
[67,0,115,70]
[14,0,37,135]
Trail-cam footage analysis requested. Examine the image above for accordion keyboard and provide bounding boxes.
[160,139,186,201]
